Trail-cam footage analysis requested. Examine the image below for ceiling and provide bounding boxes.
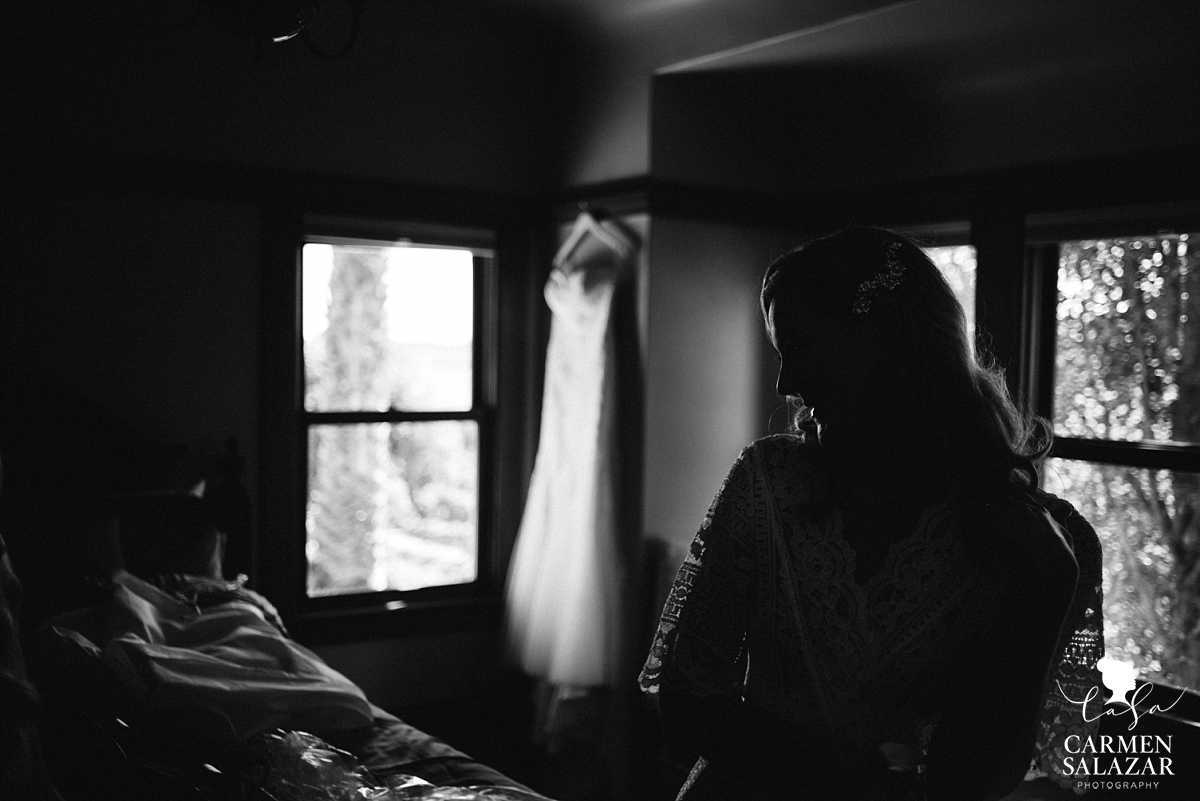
[507,0,1199,186]
[4,1,1196,193]
[505,0,904,183]
[509,0,901,70]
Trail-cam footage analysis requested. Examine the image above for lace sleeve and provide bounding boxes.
[639,446,760,698]
[1030,490,1105,793]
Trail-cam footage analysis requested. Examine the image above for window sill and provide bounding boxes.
[286,592,504,646]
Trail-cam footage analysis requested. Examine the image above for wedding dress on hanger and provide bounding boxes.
[504,212,634,688]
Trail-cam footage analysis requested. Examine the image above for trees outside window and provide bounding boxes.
[302,240,486,598]
[923,244,976,346]
[1045,233,1200,688]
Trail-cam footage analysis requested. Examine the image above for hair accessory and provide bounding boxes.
[852,241,906,314]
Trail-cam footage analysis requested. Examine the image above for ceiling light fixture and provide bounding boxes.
[122,0,363,63]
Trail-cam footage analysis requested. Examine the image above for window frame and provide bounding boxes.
[1022,206,1200,690]
[1025,207,1200,472]
[298,220,497,611]
[257,207,532,642]
[901,222,977,340]
[894,204,1200,690]
[894,220,972,250]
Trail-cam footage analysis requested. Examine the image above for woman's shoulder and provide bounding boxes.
[1027,488,1099,544]
[740,434,829,503]
[953,482,1078,590]
[744,433,820,460]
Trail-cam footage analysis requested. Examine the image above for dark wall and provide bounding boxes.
[642,217,799,567]
[0,1,570,707]
[1,0,593,508]
[0,183,261,491]
[3,1,587,193]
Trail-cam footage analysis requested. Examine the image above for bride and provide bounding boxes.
[640,227,1102,801]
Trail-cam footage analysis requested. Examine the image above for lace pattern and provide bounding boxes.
[638,447,758,698]
[640,436,1104,782]
[641,437,984,747]
[1028,490,1105,792]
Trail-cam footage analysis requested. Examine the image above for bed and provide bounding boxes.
[0,364,552,800]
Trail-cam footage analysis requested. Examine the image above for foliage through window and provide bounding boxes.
[1046,232,1200,689]
[302,240,485,598]
[923,245,976,344]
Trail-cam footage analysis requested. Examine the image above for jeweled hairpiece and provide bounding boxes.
[851,241,906,314]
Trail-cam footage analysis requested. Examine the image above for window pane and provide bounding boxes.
[306,421,478,596]
[1054,234,1198,442]
[922,245,976,346]
[303,242,474,412]
[1044,457,1200,688]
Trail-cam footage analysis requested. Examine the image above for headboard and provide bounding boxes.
[0,361,252,627]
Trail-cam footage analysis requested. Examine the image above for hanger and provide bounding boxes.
[553,208,635,270]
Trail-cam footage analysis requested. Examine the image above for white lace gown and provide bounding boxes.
[505,261,622,687]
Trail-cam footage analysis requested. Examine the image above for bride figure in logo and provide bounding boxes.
[640,227,1103,800]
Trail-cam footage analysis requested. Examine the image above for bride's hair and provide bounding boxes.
[761,226,1051,488]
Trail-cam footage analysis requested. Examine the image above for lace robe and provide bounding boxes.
[640,435,1102,796]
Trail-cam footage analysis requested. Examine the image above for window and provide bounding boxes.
[896,223,976,341]
[923,244,977,344]
[300,227,494,601]
[1038,230,1200,688]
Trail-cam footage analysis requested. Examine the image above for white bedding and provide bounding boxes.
[56,570,373,740]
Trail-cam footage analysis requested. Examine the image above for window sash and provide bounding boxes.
[1031,218,1200,691]
[1051,437,1200,472]
[1034,224,1200,474]
[304,410,481,424]
[297,233,496,607]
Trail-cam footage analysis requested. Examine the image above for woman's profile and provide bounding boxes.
[640,227,1103,800]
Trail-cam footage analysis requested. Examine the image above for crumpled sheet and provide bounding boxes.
[82,570,374,740]
[246,731,548,801]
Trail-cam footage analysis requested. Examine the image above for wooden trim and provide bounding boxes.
[547,144,1200,233]
[972,209,1030,404]
[1050,438,1200,473]
[1030,244,1060,421]
[473,251,497,593]
[288,595,505,645]
[8,139,1195,231]
[257,204,307,611]
[304,411,479,424]
[2,140,528,224]
[1026,203,1200,244]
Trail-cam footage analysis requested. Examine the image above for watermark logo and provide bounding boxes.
[1060,657,1187,732]
[1100,656,1138,707]
[1054,658,1191,790]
